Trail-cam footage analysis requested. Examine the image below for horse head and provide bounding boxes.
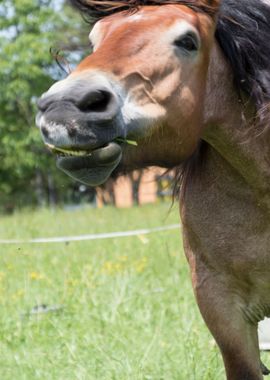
[36,1,220,186]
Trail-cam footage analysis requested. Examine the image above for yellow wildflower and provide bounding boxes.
[66,278,79,287]
[134,257,148,273]
[12,289,25,301]
[102,261,114,274]
[29,271,44,280]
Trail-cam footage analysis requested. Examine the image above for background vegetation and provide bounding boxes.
[0,0,91,213]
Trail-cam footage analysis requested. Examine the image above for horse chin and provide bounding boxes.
[56,142,122,186]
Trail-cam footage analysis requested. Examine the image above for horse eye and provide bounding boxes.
[174,34,199,52]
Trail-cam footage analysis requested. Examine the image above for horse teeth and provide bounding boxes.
[63,151,92,157]
[45,144,92,157]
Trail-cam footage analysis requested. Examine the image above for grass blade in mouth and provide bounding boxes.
[45,138,137,157]
[45,143,91,157]
[115,138,138,146]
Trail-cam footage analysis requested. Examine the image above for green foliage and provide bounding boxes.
[0,0,90,212]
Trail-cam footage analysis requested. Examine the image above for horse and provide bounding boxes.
[36,1,270,378]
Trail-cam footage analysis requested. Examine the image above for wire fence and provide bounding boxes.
[0,224,181,245]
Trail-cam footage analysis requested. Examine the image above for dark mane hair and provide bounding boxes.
[69,0,219,21]
[216,0,270,120]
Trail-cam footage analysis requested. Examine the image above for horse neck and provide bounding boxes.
[202,42,270,204]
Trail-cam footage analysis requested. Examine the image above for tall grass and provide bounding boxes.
[0,203,229,379]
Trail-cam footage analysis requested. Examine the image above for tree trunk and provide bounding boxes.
[129,170,143,206]
[35,170,46,207]
[47,171,57,208]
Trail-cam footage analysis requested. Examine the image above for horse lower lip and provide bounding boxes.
[55,142,122,186]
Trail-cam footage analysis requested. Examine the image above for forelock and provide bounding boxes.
[69,0,220,22]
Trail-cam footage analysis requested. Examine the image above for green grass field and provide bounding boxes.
[1,202,262,380]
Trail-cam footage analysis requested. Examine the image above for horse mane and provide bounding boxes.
[69,1,219,20]
[216,0,270,121]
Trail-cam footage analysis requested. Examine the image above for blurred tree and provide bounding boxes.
[128,170,144,206]
[0,0,91,212]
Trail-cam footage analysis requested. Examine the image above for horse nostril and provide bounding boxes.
[78,90,112,113]
[37,95,56,113]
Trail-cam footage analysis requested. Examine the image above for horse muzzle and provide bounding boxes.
[36,79,125,186]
